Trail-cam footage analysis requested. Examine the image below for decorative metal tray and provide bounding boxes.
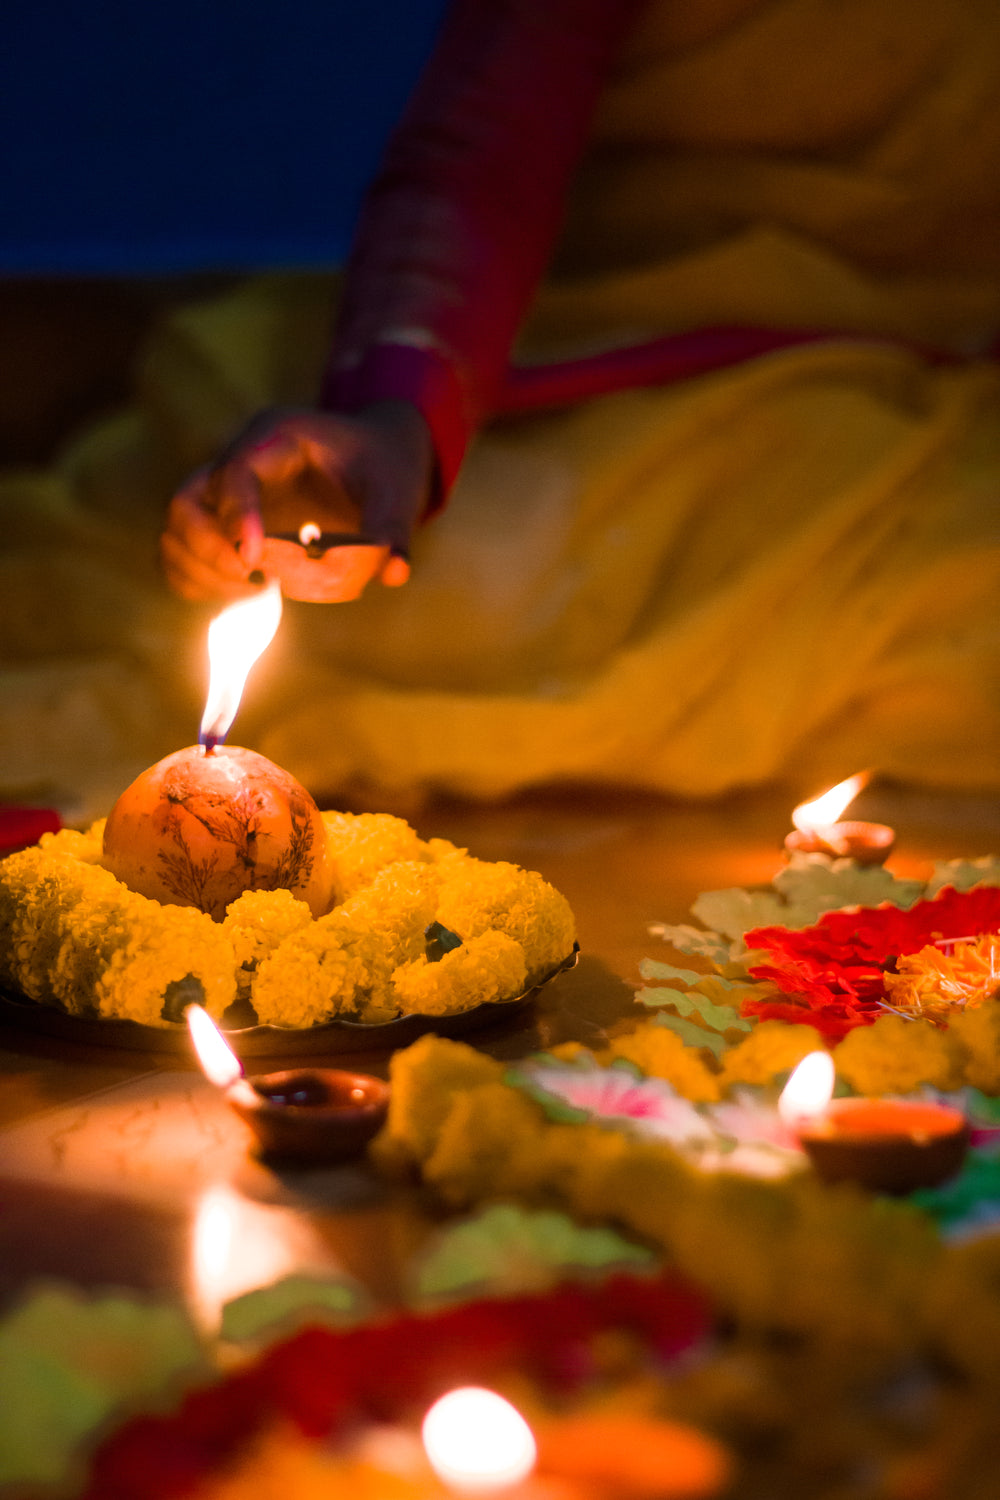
[0,948,579,1059]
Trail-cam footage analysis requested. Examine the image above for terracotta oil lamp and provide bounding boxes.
[784,772,895,866]
[187,1005,389,1164]
[779,1052,968,1194]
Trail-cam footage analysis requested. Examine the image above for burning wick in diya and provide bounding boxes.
[101,581,335,922]
[783,771,895,865]
[778,1051,969,1194]
[187,1004,389,1163]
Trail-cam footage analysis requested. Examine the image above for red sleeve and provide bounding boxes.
[321,0,644,511]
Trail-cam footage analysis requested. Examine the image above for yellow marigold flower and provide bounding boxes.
[251,935,359,1029]
[719,1020,827,1089]
[607,1025,721,1102]
[321,811,423,899]
[392,930,527,1017]
[420,836,468,864]
[1,846,236,1023]
[93,898,236,1026]
[224,889,313,973]
[3,807,577,1032]
[435,858,575,984]
[375,1035,505,1167]
[885,936,1000,1024]
[253,861,438,1025]
[423,1080,551,1207]
[947,998,1000,1094]
[39,822,104,864]
[833,1013,967,1095]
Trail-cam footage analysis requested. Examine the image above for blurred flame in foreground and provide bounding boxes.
[422,1387,537,1492]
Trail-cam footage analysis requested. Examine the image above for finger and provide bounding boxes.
[160,527,268,601]
[213,461,265,567]
[165,484,260,587]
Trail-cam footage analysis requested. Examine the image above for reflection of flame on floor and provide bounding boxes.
[189,1182,333,1336]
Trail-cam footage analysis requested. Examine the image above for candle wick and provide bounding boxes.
[199,732,222,755]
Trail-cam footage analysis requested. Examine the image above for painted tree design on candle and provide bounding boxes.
[155,763,318,917]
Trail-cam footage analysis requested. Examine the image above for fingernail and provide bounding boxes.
[248,569,265,586]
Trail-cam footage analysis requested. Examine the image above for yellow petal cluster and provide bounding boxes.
[1,812,575,1030]
[435,857,576,984]
[0,840,236,1024]
[392,930,527,1017]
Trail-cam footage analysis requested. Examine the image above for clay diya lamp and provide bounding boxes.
[784,772,895,866]
[187,1005,389,1165]
[779,1052,969,1194]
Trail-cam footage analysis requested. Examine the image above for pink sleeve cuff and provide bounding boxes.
[320,343,470,519]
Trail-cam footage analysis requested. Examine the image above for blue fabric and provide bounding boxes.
[1,1,447,274]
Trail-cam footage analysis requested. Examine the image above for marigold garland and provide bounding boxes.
[0,814,575,1028]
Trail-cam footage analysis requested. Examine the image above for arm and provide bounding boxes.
[162,0,642,601]
[325,0,644,510]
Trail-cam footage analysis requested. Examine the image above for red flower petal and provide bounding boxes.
[743,885,1000,1039]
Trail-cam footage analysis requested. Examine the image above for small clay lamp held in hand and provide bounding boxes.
[187,1005,389,1165]
[778,1052,969,1195]
[783,772,895,866]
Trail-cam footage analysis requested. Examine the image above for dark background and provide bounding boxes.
[0,0,446,460]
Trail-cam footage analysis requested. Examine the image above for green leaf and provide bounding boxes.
[638,958,709,986]
[411,1203,655,1304]
[926,857,1000,897]
[648,922,736,965]
[425,921,463,962]
[637,982,751,1038]
[221,1275,370,1344]
[652,1012,729,1058]
[690,860,923,940]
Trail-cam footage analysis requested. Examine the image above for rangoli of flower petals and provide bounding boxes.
[743,885,1000,1040]
[80,1275,712,1500]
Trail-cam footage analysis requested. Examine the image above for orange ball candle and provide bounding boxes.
[102,744,334,921]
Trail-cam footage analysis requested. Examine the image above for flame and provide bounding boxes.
[199,581,282,747]
[189,1184,333,1335]
[422,1388,537,1493]
[778,1051,835,1125]
[792,771,870,832]
[298,521,322,547]
[187,1003,244,1089]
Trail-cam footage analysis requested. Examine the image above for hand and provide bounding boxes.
[160,401,433,602]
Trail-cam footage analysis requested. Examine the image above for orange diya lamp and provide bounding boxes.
[778,1051,969,1195]
[187,1004,389,1164]
[783,772,895,866]
[101,580,335,921]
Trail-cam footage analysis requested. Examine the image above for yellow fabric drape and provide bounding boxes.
[2,0,999,817]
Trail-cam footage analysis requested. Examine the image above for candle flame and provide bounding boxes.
[422,1388,537,1493]
[298,521,322,547]
[778,1051,835,1125]
[187,1004,244,1089]
[199,581,282,747]
[792,771,870,833]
